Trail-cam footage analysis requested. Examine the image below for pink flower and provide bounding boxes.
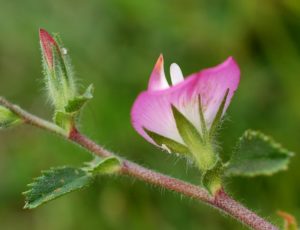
[131,55,240,153]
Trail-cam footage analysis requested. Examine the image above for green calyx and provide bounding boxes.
[169,90,230,194]
[171,104,222,195]
[142,91,230,195]
[171,105,217,171]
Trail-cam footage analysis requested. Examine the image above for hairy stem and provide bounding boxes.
[0,96,278,230]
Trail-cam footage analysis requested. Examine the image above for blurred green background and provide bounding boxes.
[1,0,300,229]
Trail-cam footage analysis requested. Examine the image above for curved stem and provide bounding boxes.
[0,97,278,230]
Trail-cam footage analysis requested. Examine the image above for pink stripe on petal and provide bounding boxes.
[131,56,240,147]
[147,54,169,91]
[39,29,58,69]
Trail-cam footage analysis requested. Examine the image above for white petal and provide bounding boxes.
[170,63,184,85]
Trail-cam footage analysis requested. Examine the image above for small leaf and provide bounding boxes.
[23,167,93,209]
[144,128,190,154]
[84,156,121,175]
[277,211,298,230]
[225,130,293,177]
[202,161,222,195]
[65,84,94,113]
[0,106,22,129]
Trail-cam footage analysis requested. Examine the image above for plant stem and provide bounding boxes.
[0,96,278,230]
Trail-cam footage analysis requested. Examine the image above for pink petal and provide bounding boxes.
[131,57,240,146]
[147,54,169,91]
[39,28,59,69]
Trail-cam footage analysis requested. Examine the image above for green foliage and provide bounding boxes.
[23,156,121,209]
[0,106,21,129]
[225,130,293,177]
[1,1,300,229]
[23,167,94,209]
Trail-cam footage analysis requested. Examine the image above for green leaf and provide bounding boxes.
[171,105,217,171]
[23,167,93,209]
[225,130,294,177]
[84,156,121,175]
[0,106,22,129]
[202,161,222,195]
[144,128,189,154]
[65,84,94,113]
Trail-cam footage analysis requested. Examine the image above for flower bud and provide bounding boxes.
[39,28,77,111]
[39,29,93,132]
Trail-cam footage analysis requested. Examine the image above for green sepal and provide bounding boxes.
[201,161,223,195]
[0,106,22,129]
[23,166,94,209]
[171,105,217,171]
[144,128,190,155]
[84,156,121,175]
[209,89,229,139]
[65,84,94,113]
[198,95,208,142]
[171,104,204,144]
[224,130,293,177]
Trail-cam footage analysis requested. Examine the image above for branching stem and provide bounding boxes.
[0,96,278,230]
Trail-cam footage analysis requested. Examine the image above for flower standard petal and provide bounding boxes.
[131,56,240,150]
[194,57,240,130]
